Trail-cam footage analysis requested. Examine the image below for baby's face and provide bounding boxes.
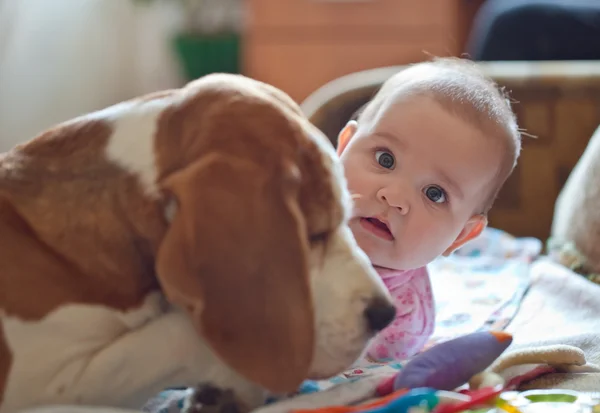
[338,95,503,270]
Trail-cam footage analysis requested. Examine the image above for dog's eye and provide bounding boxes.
[309,231,329,245]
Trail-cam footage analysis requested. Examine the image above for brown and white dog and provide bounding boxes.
[0,74,395,413]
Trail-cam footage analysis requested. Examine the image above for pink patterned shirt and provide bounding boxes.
[367,266,435,361]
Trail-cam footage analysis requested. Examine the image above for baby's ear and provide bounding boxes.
[443,215,487,257]
[337,120,358,155]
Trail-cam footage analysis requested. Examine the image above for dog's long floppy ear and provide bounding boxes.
[156,152,314,394]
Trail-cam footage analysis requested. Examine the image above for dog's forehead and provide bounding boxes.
[159,74,348,232]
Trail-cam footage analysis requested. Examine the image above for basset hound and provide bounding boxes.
[0,74,395,413]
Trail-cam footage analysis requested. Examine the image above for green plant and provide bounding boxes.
[133,0,242,79]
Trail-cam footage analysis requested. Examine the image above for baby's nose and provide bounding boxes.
[378,190,409,215]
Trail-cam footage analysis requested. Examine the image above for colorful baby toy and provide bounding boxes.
[282,331,600,413]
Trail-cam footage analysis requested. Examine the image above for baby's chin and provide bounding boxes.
[357,241,406,270]
[357,238,430,270]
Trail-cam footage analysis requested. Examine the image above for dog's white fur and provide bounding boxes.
[1,75,393,413]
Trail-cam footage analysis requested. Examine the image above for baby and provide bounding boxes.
[336,57,521,361]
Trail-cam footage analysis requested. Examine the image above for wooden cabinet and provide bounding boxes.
[243,0,483,102]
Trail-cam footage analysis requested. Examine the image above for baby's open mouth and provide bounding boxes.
[359,217,394,241]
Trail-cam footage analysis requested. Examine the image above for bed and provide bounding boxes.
[145,61,600,412]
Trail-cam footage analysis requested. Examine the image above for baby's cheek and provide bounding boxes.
[407,223,453,262]
[351,226,375,254]
[340,160,364,190]
[351,229,379,259]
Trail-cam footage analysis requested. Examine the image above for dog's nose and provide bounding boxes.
[364,297,396,332]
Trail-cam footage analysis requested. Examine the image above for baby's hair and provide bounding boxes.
[354,57,521,214]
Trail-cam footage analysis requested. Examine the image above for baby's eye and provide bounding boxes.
[375,150,395,169]
[424,185,447,203]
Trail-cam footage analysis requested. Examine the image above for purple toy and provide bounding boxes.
[384,331,513,393]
